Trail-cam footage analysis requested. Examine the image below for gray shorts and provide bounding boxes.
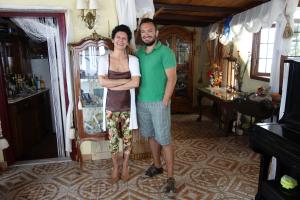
[137,101,171,145]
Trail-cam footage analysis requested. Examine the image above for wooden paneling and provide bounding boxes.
[159,26,194,113]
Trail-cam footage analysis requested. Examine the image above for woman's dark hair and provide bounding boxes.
[111,24,132,42]
[139,18,157,30]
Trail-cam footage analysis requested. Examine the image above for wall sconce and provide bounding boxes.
[77,0,99,30]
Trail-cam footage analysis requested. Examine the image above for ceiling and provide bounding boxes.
[153,0,271,27]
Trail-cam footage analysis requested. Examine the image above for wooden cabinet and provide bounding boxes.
[0,34,31,75]
[159,26,194,113]
[70,34,112,165]
[8,90,52,159]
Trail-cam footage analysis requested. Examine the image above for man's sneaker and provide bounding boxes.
[163,177,176,194]
[144,164,163,178]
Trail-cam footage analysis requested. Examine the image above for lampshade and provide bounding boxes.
[89,0,99,9]
[76,0,88,9]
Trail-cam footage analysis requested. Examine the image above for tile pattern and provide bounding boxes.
[0,114,259,199]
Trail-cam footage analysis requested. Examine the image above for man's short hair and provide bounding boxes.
[111,24,132,42]
[139,18,157,30]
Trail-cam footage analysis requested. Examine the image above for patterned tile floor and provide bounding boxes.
[0,114,259,200]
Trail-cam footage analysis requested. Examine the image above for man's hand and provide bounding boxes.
[162,67,177,107]
[163,98,169,106]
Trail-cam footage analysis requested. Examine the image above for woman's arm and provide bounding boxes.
[109,76,140,90]
[98,75,130,88]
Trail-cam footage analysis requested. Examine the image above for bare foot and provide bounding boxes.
[111,167,119,184]
[121,165,129,182]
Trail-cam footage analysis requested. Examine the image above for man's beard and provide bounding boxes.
[144,37,157,46]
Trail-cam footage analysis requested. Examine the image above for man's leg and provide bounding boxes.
[151,102,175,193]
[137,102,163,177]
[162,143,175,193]
[162,144,173,177]
[149,137,162,168]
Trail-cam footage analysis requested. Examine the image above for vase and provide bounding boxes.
[237,81,243,92]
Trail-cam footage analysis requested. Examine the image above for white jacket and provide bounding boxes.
[98,54,140,131]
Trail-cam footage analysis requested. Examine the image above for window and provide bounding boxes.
[251,9,300,82]
[288,19,300,58]
[250,25,276,81]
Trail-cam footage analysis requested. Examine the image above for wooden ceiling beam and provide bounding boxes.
[156,13,223,23]
[154,3,243,14]
[154,18,209,27]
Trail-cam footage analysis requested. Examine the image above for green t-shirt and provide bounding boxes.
[136,41,176,102]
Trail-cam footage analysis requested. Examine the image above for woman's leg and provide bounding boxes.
[106,111,120,182]
[120,112,132,180]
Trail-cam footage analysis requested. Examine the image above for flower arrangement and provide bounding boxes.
[207,63,222,87]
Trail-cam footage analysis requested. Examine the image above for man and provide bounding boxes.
[136,18,177,194]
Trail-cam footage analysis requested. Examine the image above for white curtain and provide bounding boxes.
[11,17,67,156]
[115,0,154,50]
[0,120,9,150]
[135,0,155,19]
[64,10,75,155]
[116,0,137,49]
[207,0,298,93]
[269,0,298,93]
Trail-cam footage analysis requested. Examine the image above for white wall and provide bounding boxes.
[0,0,118,42]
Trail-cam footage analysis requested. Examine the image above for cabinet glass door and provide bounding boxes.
[160,36,172,48]
[79,45,108,135]
[176,38,190,97]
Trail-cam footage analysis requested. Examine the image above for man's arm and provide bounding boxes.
[163,67,177,106]
[109,76,140,90]
[98,75,130,88]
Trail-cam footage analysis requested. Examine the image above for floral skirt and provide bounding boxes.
[106,111,132,154]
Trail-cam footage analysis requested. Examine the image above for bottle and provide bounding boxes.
[35,76,40,90]
[31,74,36,90]
[40,78,45,89]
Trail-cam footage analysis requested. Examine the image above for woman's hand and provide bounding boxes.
[108,76,140,91]
[99,75,130,88]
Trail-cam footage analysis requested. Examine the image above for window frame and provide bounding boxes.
[288,18,300,58]
[250,25,276,82]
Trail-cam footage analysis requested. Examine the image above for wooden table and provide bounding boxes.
[197,87,239,135]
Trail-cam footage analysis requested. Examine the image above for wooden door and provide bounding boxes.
[0,45,15,164]
[0,12,68,164]
[159,26,194,113]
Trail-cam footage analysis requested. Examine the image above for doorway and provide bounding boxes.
[0,12,68,164]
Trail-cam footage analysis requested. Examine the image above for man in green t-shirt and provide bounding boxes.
[136,18,177,194]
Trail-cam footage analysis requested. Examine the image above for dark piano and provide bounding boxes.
[249,60,300,200]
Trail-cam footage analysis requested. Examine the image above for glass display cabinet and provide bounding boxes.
[159,26,194,113]
[70,33,112,165]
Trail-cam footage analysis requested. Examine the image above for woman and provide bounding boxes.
[98,24,140,184]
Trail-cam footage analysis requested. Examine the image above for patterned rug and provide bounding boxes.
[0,114,258,200]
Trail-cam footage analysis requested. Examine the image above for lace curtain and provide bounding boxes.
[11,17,72,155]
[206,0,298,93]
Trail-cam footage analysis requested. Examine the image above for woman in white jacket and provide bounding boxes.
[98,25,140,184]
